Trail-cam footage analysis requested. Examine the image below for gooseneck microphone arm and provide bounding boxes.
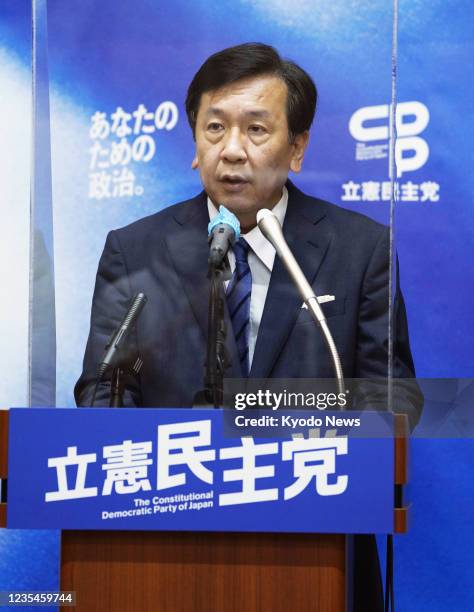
[257,209,345,397]
[97,292,147,379]
[91,292,147,407]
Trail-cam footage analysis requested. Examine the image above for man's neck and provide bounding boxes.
[214,189,285,234]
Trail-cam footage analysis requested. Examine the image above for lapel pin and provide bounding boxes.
[301,295,335,309]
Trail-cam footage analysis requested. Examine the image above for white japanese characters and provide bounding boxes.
[157,420,215,489]
[219,438,279,506]
[102,440,152,495]
[341,180,440,202]
[345,101,441,202]
[88,101,179,200]
[282,436,348,499]
[45,420,348,509]
[45,446,98,501]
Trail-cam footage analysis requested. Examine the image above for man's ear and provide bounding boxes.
[191,155,199,170]
[290,131,310,173]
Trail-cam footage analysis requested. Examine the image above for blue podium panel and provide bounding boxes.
[7,409,394,534]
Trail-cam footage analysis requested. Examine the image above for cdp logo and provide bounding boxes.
[349,102,429,177]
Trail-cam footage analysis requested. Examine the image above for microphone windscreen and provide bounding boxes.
[208,205,241,239]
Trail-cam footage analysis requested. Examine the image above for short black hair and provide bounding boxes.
[185,42,317,142]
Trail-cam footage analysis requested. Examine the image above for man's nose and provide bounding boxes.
[220,128,247,163]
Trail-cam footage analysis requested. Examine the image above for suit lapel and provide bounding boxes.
[250,183,333,378]
[164,192,241,378]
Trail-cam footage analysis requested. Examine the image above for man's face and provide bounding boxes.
[192,75,309,230]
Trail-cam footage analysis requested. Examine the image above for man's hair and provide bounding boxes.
[185,42,317,142]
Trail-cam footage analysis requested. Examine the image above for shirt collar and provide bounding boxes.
[207,185,289,271]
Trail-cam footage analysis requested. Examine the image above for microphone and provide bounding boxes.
[256,208,345,396]
[97,292,147,380]
[208,205,240,267]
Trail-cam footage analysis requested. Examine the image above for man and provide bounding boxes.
[75,43,422,611]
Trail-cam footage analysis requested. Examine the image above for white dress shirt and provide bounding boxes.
[207,186,289,369]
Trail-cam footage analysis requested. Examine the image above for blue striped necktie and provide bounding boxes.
[226,238,252,377]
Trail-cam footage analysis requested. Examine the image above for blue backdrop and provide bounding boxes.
[0,0,473,610]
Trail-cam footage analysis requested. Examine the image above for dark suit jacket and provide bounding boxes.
[75,180,422,428]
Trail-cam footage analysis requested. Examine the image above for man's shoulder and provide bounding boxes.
[288,181,388,243]
[111,190,206,241]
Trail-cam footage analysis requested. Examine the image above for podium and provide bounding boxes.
[0,408,409,612]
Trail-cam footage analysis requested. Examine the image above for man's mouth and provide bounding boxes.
[221,175,248,184]
[220,175,249,192]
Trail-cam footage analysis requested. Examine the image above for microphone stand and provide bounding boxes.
[107,356,144,408]
[109,367,125,408]
[194,257,232,408]
[90,355,143,408]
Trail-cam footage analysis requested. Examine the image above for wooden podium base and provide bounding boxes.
[61,530,347,612]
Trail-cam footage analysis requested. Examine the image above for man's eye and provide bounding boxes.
[207,122,223,132]
[249,125,266,134]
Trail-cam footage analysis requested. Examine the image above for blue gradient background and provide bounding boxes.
[0,1,472,610]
